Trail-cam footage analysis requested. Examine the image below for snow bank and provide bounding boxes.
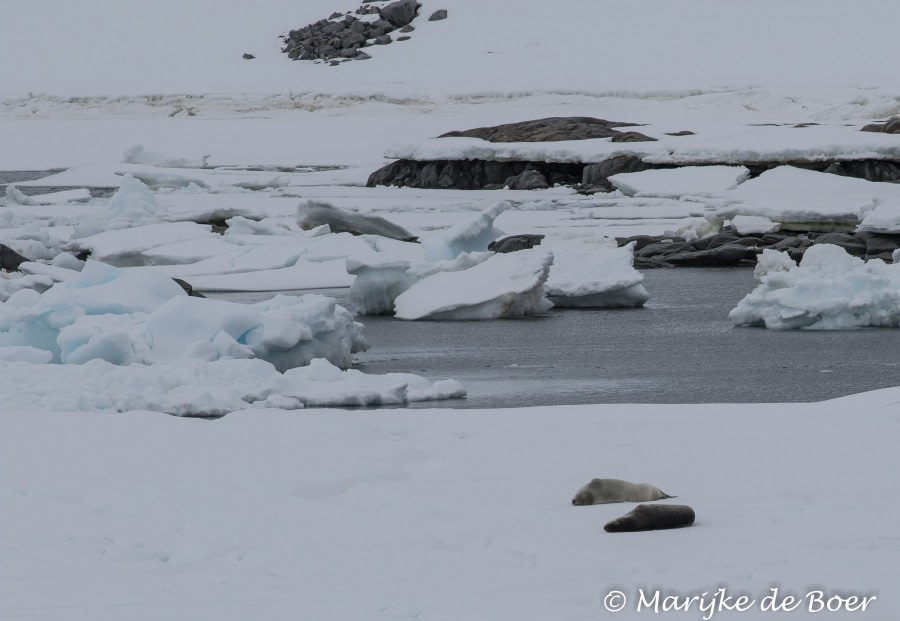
[718,166,900,230]
[609,165,749,198]
[0,261,366,370]
[857,198,900,234]
[422,202,508,261]
[730,245,900,329]
[545,240,649,308]
[730,215,781,235]
[394,249,554,320]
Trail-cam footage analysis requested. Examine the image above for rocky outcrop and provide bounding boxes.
[619,229,900,268]
[370,117,900,190]
[367,159,584,189]
[861,118,900,134]
[282,0,420,63]
[438,117,640,142]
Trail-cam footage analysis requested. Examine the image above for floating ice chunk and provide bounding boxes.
[4,186,90,206]
[0,261,365,369]
[730,244,900,329]
[394,248,553,320]
[609,166,750,198]
[731,215,781,235]
[73,221,214,266]
[0,356,464,415]
[422,202,508,261]
[0,272,55,302]
[234,176,290,191]
[545,240,649,308]
[129,170,209,191]
[718,166,897,230]
[73,174,170,238]
[123,144,210,168]
[347,252,492,315]
[0,346,53,364]
[225,215,309,236]
[297,200,417,242]
[856,198,900,233]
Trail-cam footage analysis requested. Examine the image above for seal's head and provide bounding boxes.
[571,490,594,506]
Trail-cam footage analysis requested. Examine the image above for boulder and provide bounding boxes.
[504,169,549,190]
[380,0,419,27]
[439,117,639,143]
[582,155,652,185]
[812,232,866,256]
[428,9,448,21]
[610,131,657,143]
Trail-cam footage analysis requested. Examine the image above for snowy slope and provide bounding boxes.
[4,0,900,97]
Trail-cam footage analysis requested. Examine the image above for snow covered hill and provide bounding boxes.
[3,0,900,99]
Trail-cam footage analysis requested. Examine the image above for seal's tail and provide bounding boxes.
[663,492,676,499]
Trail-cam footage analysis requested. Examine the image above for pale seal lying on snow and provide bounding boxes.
[603,504,695,532]
[571,478,674,505]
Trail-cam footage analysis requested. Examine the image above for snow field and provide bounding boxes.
[3,393,899,620]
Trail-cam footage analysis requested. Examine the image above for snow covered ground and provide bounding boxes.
[3,0,900,619]
[4,392,899,620]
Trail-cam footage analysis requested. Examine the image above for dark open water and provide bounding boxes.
[211,268,900,408]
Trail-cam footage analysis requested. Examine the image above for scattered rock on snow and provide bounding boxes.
[429,9,448,21]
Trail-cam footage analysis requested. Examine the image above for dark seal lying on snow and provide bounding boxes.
[603,504,695,532]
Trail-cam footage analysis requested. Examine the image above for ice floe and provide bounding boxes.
[544,240,649,308]
[730,245,900,329]
[0,261,366,370]
[609,165,749,198]
[394,248,554,320]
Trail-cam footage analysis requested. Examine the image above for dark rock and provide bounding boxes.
[813,232,866,256]
[397,35,411,41]
[356,52,372,60]
[172,278,206,298]
[632,256,674,269]
[341,31,367,47]
[399,24,415,32]
[771,236,809,251]
[371,19,395,31]
[380,0,419,27]
[823,160,900,183]
[610,131,657,143]
[636,241,694,258]
[0,244,29,271]
[616,234,683,251]
[574,182,615,195]
[855,231,900,257]
[242,53,255,60]
[861,118,900,134]
[428,9,448,21]
[666,243,760,266]
[793,123,819,128]
[488,234,545,253]
[504,169,549,190]
[374,34,392,45]
[340,48,359,58]
[664,130,695,136]
[693,232,738,250]
[439,117,639,143]
[582,155,652,185]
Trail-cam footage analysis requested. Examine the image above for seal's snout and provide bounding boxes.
[571,498,577,505]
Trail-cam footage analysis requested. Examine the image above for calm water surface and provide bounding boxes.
[211,268,900,408]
